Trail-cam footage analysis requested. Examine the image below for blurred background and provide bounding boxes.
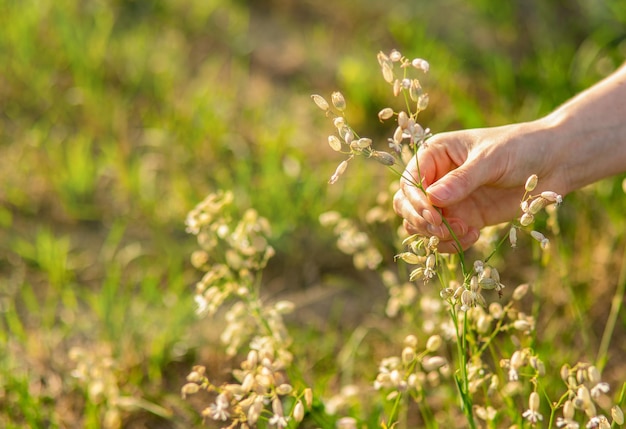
[1,0,626,427]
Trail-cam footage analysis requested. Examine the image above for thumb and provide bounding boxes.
[426,161,490,207]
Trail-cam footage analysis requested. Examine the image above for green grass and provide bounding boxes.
[1,0,626,427]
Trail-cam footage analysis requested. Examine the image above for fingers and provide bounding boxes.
[403,219,480,253]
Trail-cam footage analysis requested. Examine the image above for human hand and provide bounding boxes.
[393,120,562,253]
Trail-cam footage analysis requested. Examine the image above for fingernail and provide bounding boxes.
[427,183,451,202]
[427,224,447,238]
[422,209,436,225]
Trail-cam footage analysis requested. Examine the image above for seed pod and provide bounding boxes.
[612,405,624,425]
[378,107,394,121]
[404,334,418,348]
[417,93,429,111]
[328,135,342,151]
[422,356,447,372]
[525,174,538,192]
[395,252,422,264]
[329,160,349,184]
[390,49,402,61]
[509,227,518,248]
[377,51,390,66]
[528,197,548,214]
[520,213,534,226]
[331,91,346,111]
[381,62,394,83]
[409,79,422,102]
[304,388,313,408]
[293,401,305,422]
[393,79,401,96]
[402,346,415,364]
[563,400,575,420]
[411,58,430,73]
[398,111,409,128]
[354,137,372,149]
[512,283,529,300]
[529,391,540,412]
[333,116,345,129]
[393,126,404,144]
[426,335,442,352]
[371,150,396,166]
[541,191,563,204]
[311,94,330,111]
[181,383,200,398]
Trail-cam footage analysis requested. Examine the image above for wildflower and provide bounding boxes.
[311,94,330,111]
[586,415,610,429]
[541,190,563,205]
[207,393,230,421]
[588,366,610,398]
[329,159,350,184]
[336,417,358,429]
[370,150,396,166]
[530,230,550,249]
[328,135,342,152]
[378,107,394,121]
[522,391,543,425]
[520,213,534,226]
[612,406,624,425]
[331,91,346,111]
[525,174,538,192]
[556,400,580,429]
[293,401,305,422]
[411,58,430,73]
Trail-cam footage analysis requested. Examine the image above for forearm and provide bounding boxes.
[543,63,626,194]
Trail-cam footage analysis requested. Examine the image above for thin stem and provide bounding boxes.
[596,240,626,369]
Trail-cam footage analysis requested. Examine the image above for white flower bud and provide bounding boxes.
[525,174,538,192]
[329,160,349,184]
[331,91,346,111]
[378,107,394,121]
[612,405,624,425]
[541,191,562,204]
[411,58,429,73]
[512,283,529,301]
[181,383,200,398]
[417,93,429,111]
[398,111,409,128]
[529,391,540,412]
[293,401,305,422]
[328,135,342,151]
[311,94,330,111]
[520,213,534,226]
[389,49,402,61]
[422,356,447,372]
[404,334,418,348]
[509,227,518,248]
[381,62,394,83]
[426,335,442,352]
[528,197,548,214]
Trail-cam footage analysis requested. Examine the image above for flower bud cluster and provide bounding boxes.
[312,50,432,185]
[555,362,621,428]
[373,334,449,399]
[319,210,383,270]
[69,344,145,429]
[184,192,311,427]
[513,174,563,249]
[183,338,311,428]
[395,234,440,283]
[186,191,275,318]
[312,91,398,184]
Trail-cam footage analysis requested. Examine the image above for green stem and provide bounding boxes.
[596,240,626,369]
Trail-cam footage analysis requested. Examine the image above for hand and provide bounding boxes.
[393,120,563,252]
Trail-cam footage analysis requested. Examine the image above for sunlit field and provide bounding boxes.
[2,1,626,428]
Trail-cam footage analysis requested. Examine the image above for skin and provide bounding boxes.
[393,63,626,253]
